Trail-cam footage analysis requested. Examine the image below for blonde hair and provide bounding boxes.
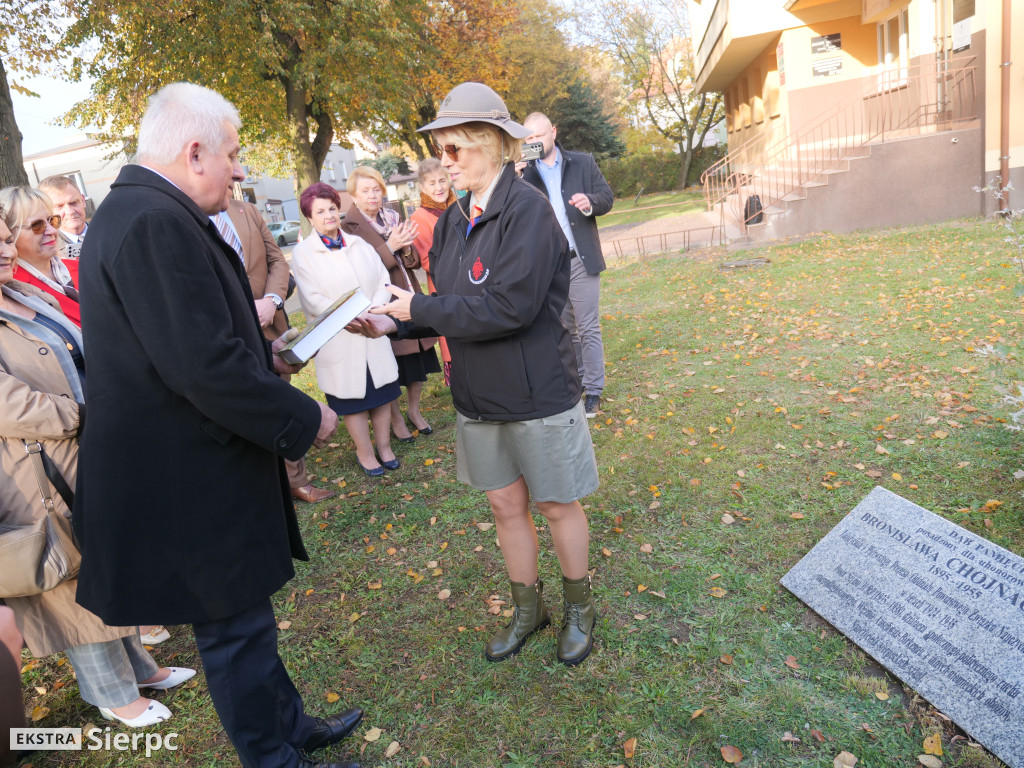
[347,165,387,197]
[432,122,522,167]
[0,186,53,234]
[38,175,81,198]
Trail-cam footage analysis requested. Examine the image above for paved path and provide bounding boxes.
[598,207,728,262]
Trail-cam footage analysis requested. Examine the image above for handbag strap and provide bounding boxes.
[0,345,76,511]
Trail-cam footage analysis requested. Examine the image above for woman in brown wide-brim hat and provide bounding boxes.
[355,82,600,665]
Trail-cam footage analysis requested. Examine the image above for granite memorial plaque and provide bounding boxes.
[781,487,1024,768]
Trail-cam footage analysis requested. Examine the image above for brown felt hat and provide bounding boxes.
[418,82,530,139]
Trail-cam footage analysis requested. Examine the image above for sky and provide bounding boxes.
[11,72,97,156]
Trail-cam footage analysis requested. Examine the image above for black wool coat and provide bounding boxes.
[520,144,614,276]
[73,165,322,626]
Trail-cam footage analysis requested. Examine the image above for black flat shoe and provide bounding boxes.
[302,708,364,752]
[358,462,384,477]
[395,435,416,443]
[381,457,400,471]
[411,424,433,435]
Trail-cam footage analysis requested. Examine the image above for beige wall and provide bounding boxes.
[981,1,1024,187]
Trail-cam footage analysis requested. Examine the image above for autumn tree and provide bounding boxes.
[578,0,723,188]
[61,0,424,200]
[0,0,72,187]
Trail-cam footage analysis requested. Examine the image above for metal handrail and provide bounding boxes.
[701,55,979,229]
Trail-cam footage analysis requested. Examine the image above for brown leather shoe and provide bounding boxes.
[291,485,336,503]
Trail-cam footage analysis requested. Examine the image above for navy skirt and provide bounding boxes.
[326,368,400,416]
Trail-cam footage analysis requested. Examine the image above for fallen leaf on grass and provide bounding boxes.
[437,589,451,600]
[721,513,736,525]
[475,522,494,531]
[637,584,648,592]
[789,513,805,520]
[721,745,743,764]
[602,547,612,557]
[874,691,889,700]
[710,586,728,598]
[923,733,943,756]
[781,732,801,743]
[385,741,401,758]
[784,655,800,669]
[892,472,903,481]
[918,756,942,768]
[833,751,857,768]
[720,654,733,665]
[348,612,362,623]
[326,692,340,703]
[364,727,383,742]
[31,705,48,722]
[875,445,889,455]
[623,737,637,759]
[277,620,293,630]
[367,581,382,590]
[933,430,948,439]
[811,729,825,743]
[639,543,653,553]
[690,708,705,720]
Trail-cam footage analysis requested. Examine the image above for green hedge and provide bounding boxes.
[601,146,726,198]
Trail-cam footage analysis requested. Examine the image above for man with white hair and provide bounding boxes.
[73,83,362,768]
[38,175,88,259]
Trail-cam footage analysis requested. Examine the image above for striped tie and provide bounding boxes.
[465,205,483,236]
[213,212,244,263]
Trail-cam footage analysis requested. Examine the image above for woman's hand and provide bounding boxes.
[345,312,398,338]
[386,219,418,253]
[370,285,414,322]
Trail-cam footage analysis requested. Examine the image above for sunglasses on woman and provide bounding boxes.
[24,215,62,234]
[431,143,463,162]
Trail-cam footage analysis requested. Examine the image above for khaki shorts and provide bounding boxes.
[456,400,600,503]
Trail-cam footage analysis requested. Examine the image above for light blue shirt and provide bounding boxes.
[534,149,577,251]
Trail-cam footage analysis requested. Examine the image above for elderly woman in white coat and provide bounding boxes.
[291,182,401,477]
[0,211,194,728]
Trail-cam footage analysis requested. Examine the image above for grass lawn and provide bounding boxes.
[601,190,707,229]
[20,219,1021,767]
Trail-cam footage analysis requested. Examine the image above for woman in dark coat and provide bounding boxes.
[357,83,600,666]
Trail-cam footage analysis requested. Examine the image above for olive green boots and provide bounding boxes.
[557,575,596,666]
[484,580,550,662]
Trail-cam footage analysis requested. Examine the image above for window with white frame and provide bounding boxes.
[877,7,910,82]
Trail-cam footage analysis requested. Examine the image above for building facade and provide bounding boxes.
[688,0,1023,239]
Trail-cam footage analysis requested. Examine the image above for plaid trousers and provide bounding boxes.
[64,633,159,708]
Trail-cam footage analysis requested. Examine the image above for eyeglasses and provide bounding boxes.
[431,143,463,162]
[25,215,61,234]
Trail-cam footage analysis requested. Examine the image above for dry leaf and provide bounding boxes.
[31,705,48,722]
[639,543,653,553]
[420,758,432,767]
[690,708,705,720]
[385,741,401,758]
[811,729,825,743]
[720,654,733,665]
[326,692,340,703]
[781,732,801,743]
[367,580,382,590]
[892,472,903,481]
[833,752,857,768]
[789,512,805,520]
[874,691,889,700]
[710,587,728,598]
[784,655,800,669]
[437,589,451,600]
[721,745,743,764]
[623,737,637,759]
[721,513,736,525]
[476,522,494,531]
[348,612,362,623]
[602,547,612,557]
[918,756,942,768]
[923,733,943,756]
[364,727,383,742]
[875,444,889,455]
[933,430,948,439]
[277,620,293,630]
[637,584,648,592]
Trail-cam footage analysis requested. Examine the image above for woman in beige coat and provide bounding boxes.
[0,213,194,727]
[292,182,400,476]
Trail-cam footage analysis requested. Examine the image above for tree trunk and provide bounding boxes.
[0,56,30,188]
[678,145,694,189]
[283,79,321,236]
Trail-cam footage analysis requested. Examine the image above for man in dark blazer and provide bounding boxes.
[521,112,614,418]
[224,198,335,503]
[73,83,361,768]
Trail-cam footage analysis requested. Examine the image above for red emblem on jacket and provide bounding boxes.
[471,257,484,281]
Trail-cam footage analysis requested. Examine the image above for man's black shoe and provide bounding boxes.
[299,758,360,768]
[302,708,364,752]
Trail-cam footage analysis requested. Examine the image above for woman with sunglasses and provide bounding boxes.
[355,83,600,666]
[0,187,81,327]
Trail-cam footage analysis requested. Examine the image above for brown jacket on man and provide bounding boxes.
[225,200,290,341]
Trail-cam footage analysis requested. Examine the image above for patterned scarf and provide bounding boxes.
[419,189,456,216]
[318,230,346,250]
[362,206,401,241]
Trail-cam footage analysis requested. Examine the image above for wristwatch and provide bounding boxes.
[267,293,284,310]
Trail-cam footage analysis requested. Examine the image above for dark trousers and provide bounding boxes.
[193,598,315,768]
